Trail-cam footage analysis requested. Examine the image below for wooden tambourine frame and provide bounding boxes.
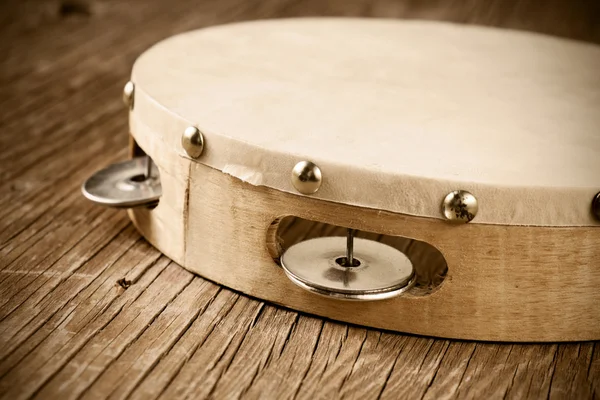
[77,19,600,342]
[127,131,600,342]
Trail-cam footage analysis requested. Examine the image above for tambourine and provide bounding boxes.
[82,18,600,342]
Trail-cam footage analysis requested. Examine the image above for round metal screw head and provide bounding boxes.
[442,190,478,223]
[181,126,204,158]
[592,192,600,221]
[291,161,322,194]
[123,81,135,109]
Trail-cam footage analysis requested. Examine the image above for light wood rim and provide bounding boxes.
[128,130,600,342]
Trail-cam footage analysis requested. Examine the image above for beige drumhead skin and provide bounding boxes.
[130,18,600,226]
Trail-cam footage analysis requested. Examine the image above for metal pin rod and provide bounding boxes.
[346,228,355,266]
[144,156,152,179]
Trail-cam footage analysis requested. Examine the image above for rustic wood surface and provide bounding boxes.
[1,0,599,398]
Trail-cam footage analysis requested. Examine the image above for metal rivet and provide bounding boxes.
[123,81,135,109]
[291,161,322,195]
[181,126,204,158]
[592,192,600,221]
[442,190,478,223]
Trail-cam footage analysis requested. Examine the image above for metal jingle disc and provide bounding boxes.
[82,157,161,208]
[280,237,415,301]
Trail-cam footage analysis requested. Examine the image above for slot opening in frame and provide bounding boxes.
[129,135,160,210]
[270,216,448,297]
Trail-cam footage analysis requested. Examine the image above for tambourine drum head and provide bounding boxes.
[132,18,600,227]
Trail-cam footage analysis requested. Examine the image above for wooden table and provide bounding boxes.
[1,1,598,398]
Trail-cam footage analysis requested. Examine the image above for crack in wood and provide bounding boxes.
[503,364,520,400]
[249,302,266,329]
[339,331,369,392]
[375,339,407,400]
[546,345,560,400]
[292,320,325,400]
[420,341,451,400]
[279,313,300,357]
[588,343,596,380]
[454,344,478,397]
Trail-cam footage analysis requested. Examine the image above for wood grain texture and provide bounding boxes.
[1,0,599,398]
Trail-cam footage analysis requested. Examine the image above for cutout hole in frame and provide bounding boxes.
[271,216,448,297]
[129,135,160,210]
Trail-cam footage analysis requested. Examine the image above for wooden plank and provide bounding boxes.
[243,315,325,398]
[380,338,450,399]
[0,113,127,243]
[296,324,368,398]
[153,296,263,399]
[208,306,299,399]
[0,225,148,369]
[547,343,595,399]
[4,261,188,400]
[127,289,242,400]
[80,279,221,399]
[0,208,125,321]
